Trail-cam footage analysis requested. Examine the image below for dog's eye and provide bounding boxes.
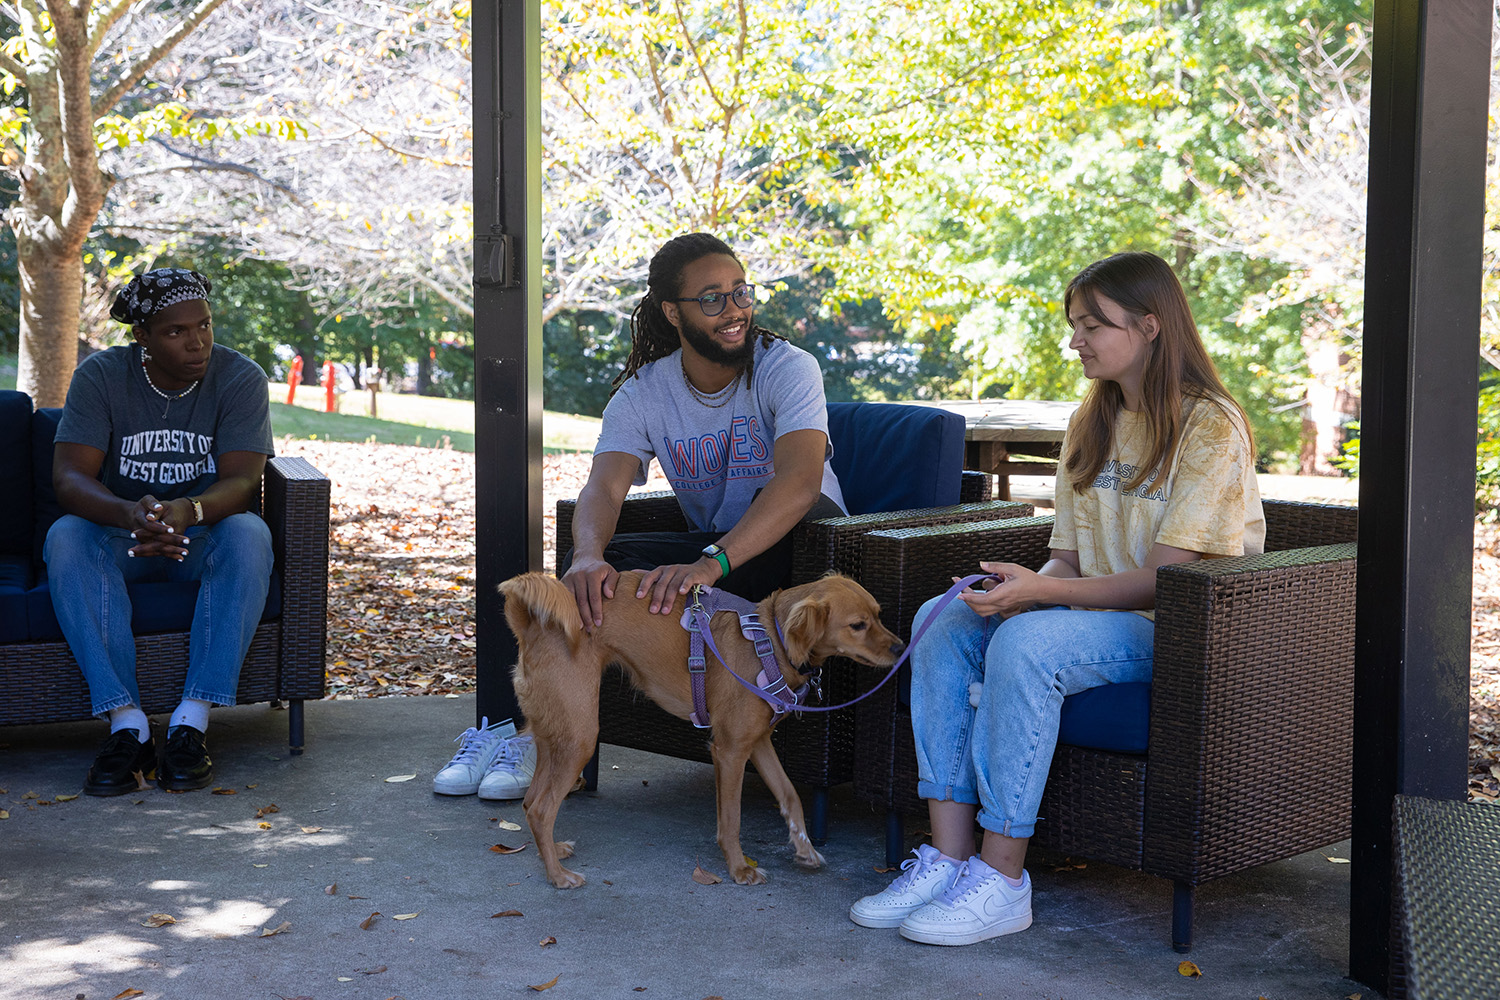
[850,621,867,632]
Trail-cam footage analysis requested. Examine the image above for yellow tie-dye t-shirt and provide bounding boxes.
[1049,397,1265,614]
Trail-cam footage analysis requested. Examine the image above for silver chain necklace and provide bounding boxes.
[141,353,200,419]
[680,357,741,408]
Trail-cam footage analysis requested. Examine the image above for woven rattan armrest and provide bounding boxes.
[1143,542,1358,884]
[556,491,686,559]
[263,456,331,700]
[791,501,1035,585]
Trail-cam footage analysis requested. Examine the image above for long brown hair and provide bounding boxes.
[1062,251,1252,493]
[612,232,784,395]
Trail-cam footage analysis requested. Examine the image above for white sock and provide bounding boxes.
[169,698,211,733]
[108,706,150,743]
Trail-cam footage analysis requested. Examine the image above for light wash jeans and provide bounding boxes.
[910,594,1155,840]
[43,512,274,716]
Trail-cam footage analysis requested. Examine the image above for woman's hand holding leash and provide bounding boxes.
[957,561,1046,619]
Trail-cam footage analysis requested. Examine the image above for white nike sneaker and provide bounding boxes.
[898,856,1032,946]
[849,844,962,928]
[432,718,515,796]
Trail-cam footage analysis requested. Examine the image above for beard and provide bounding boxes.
[678,309,755,368]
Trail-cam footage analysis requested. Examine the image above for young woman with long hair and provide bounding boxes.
[848,251,1266,945]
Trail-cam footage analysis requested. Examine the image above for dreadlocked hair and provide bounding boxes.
[611,232,787,395]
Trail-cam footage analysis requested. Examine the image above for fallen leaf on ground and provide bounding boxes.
[491,910,523,918]
[259,921,292,937]
[337,977,353,982]
[362,965,387,975]
[490,843,528,854]
[385,774,417,783]
[539,936,556,947]
[255,804,280,817]
[257,822,272,830]
[0,810,8,820]
[325,884,338,895]
[360,912,381,930]
[55,793,78,802]
[21,792,36,799]
[872,865,895,873]
[211,787,237,795]
[528,975,560,992]
[1348,994,1363,999]
[743,855,757,868]
[1178,960,1202,977]
[692,864,723,885]
[300,826,324,834]
[253,864,269,868]
[393,912,419,920]
[113,990,145,999]
[1323,854,1351,864]
[142,913,176,927]
[498,819,522,831]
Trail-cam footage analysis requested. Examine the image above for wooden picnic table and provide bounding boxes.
[902,399,1078,500]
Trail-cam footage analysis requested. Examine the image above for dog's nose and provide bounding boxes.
[890,639,906,656]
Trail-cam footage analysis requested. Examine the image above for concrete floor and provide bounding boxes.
[1,695,1379,1000]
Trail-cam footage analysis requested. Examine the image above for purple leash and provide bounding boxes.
[685,572,997,723]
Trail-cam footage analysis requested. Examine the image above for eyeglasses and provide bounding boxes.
[672,283,756,317]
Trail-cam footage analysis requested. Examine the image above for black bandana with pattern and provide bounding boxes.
[110,268,213,326]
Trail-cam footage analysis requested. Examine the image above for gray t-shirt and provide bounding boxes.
[596,337,845,533]
[55,343,274,502]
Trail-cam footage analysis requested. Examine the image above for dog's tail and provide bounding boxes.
[499,573,586,659]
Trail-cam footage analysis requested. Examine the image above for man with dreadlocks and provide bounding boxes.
[561,232,846,627]
[46,267,275,796]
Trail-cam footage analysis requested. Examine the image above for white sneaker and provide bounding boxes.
[477,732,535,800]
[898,857,1032,946]
[433,718,515,796]
[849,844,962,928]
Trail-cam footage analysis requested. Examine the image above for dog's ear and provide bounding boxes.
[782,595,830,667]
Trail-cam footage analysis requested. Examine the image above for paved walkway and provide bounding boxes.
[3,696,1377,999]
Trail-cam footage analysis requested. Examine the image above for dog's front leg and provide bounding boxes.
[709,740,765,885]
[749,735,825,870]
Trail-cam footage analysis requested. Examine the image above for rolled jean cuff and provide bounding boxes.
[181,687,238,708]
[916,780,981,806]
[90,692,140,719]
[977,809,1037,841]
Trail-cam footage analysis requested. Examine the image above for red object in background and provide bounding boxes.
[286,355,304,405]
[324,360,337,412]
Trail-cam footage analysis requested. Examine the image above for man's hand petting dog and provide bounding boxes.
[500,570,902,889]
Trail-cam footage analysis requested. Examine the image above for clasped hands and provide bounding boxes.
[128,495,194,561]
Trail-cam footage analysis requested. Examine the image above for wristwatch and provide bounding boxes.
[701,543,730,579]
[187,497,205,524]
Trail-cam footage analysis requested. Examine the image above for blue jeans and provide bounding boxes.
[43,512,275,716]
[909,595,1155,840]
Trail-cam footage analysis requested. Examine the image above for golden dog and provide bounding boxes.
[500,570,903,889]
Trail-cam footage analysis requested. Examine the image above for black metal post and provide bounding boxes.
[1351,0,1490,989]
[472,1,542,728]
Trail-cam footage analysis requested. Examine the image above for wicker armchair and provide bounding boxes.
[555,401,1035,839]
[0,392,330,752]
[851,498,1358,951]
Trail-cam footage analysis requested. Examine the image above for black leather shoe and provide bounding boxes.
[158,725,213,791]
[84,729,156,796]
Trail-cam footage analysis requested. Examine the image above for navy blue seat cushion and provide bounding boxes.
[897,671,1150,755]
[26,572,281,641]
[0,390,34,560]
[0,553,32,643]
[826,402,965,515]
[31,407,64,568]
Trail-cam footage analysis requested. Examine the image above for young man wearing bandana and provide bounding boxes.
[45,267,275,794]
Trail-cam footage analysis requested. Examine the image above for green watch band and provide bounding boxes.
[703,544,731,579]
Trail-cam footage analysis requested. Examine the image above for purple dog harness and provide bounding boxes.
[681,585,810,728]
[679,573,997,729]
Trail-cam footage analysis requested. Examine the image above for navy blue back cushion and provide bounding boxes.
[0,391,34,560]
[31,407,65,568]
[826,402,965,515]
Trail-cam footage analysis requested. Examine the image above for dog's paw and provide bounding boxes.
[548,866,587,889]
[793,846,825,870]
[732,866,768,886]
[555,839,576,859]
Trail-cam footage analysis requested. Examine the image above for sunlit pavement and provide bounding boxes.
[2,695,1375,1000]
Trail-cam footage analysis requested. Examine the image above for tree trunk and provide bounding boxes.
[16,239,84,408]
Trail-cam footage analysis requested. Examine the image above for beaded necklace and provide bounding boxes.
[141,349,200,419]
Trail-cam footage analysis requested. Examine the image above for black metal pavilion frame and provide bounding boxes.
[471,3,1492,991]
